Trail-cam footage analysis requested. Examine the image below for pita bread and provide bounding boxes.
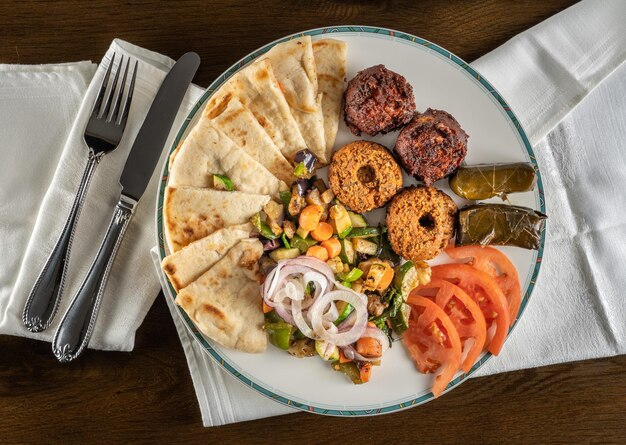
[266,37,327,163]
[163,185,269,253]
[175,238,266,352]
[313,39,347,161]
[206,58,306,162]
[168,116,287,195]
[161,223,253,292]
[204,95,295,184]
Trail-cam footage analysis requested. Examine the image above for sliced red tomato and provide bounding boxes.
[431,264,510,355]
[404,295,462,398]
[446,246,522,326]
[411,279,487,373]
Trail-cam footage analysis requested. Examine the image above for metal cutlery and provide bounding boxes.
[52,52,200,362]
[23,54,138,333]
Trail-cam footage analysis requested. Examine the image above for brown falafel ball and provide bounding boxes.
[394,108,468,186]
[344,64,416,136]
[329,141,403,213]
[386,186,457,261]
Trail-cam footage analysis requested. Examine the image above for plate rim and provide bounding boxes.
[155,25,547,416]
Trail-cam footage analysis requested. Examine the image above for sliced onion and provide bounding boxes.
[291,298,315,338]
[308,289,367,346]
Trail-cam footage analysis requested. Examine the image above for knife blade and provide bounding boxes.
[52,53,200,363]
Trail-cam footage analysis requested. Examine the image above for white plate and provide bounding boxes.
[155,26,546,416]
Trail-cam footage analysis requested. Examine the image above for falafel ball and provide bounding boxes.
[394,108,468,186]
[386,186,457,261]
[329,141,403,213]
[344,64,416,136]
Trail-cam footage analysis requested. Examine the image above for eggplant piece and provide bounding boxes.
[260,237,281,252]
[457,203,547,250]
[449,163,536,200]
[293,149,318,178]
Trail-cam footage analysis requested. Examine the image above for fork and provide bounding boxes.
[22,53,138,333]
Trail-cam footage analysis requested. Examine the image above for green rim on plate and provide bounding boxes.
[155,25,546,416]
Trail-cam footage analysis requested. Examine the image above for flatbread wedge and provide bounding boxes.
[168,116,287,195]
[313,39,348,161]
[161,223,253,292]
[206,58,307,162]
[204,94,295,184]
[175,238,266,352]
[163,185,269,253]
[266,36,327,163]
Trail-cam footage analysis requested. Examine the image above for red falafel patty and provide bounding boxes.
[329,141,403,213]
[386,186,457,261]
[343,64,416,136]
[394,109,468,186]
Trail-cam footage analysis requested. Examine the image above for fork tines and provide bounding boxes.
[94,53,138,126]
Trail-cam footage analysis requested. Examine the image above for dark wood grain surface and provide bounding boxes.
[3,1,625,443]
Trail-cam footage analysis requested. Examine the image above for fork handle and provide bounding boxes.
[22,150,102,333]
[52,195,134,363]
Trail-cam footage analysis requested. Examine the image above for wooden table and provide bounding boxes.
[2,1,625,443]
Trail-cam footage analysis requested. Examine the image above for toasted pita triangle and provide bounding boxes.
[161,223,253,292]
[206,58,306,162]
[163,185,269,253]
[266,36,327,163]
[204,95,295,184]
[168,116,287,195]
[175,238,266,352]
[313,39,347,161]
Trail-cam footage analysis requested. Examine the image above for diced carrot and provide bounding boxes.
[367,321,377,328]
[262,301,273,314]
[377,266,395,292]
[339,349,352,363]
[356,337,383,358]
[299,205,324,231]
[359,362,373,383]
[311,222,334,242]
[306,245,329,261]
[321,237,341,258]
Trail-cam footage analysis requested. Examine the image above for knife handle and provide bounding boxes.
[23,151,102,333]
[52,195,135,363]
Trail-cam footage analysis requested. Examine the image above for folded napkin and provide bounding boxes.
[151,0,626,426]
[0,40,203,351]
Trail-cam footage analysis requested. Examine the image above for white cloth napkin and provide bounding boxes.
[151,0,626,426]
[0,40,203,351]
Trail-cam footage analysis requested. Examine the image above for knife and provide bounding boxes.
[52,52,200,363]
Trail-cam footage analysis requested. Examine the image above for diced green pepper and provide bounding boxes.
[347,227,381,239]
[330,361,363,384]
[347,211,368,228]
[334,302,354,324]
[213,174,234,191]
[250,213,279,240]
[290,234,318,253]
[265,322,293,350]
[279,190,292,207]
[281,233,291,249]
[264,310,284,324]
[338,268,363,282]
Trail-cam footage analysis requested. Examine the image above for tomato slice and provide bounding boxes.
[404,295,462,398]
[411,279,487,373]
[446,246,521,326]
[431,264,510,355]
